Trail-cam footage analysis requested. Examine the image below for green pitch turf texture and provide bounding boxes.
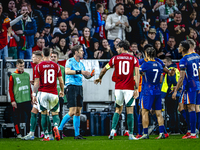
[1,135,200,150]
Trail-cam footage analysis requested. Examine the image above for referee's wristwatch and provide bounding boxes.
[32,93,36,97]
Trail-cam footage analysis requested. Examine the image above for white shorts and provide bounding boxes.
[115,90,135,107]
[37,92,60,112]
[33,102,41,112]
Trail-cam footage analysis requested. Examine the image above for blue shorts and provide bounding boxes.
[139,92,143,108]
[141,95,162,110]
[179,90,186,104]
[183,90,200,105]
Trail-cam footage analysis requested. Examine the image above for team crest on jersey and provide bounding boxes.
[16,77,21,84]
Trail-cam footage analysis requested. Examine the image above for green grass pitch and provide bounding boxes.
[1,135,200,150]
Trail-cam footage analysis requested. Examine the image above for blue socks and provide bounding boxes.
[181,110,187,121]
[144,128,148,134]
[189,111,196,134]
[58,113,71,130]
[138,114,143,135]
[159,125,164,134]
[164,126,167,134]
[197,112,200,130]
[186,110,191,131]
[73,116,80,136]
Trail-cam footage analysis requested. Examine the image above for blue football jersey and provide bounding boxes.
[140,61,163,95]
[179,52,200,91]
[139,58,165,67]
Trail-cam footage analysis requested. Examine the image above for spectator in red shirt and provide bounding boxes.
[32,38,45,52]
[79,27,91,48]
[0,5,27,65]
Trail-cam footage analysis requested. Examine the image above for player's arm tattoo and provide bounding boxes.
[58,76,64,92]
[99,67,108,79]
[174,70,185,92]
[33,78,40,93]
[134,67,140,89]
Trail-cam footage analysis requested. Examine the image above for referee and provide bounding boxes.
[58,45,95,139]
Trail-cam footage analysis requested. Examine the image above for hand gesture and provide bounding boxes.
[172,91,177,100]
[32,96,38,105]
[49,3,53,7]
[59,91,64,97]
[142,8,146,14]
[82,16,89,21]
[115,20,122,26]
[181,27,185,33]
[94,78,102,84]
[11,102,17,108]
[82,70,91,77]
[75,12,80,16]
[153,3,161,10]
[165,52,171,56]
[193,3,198,7]
[169,13,174,18]
[124,22,129,28]
[15,30,23,35]
[69,21,75,30]
[168,68,175,76]
[53,3,58,8]
[133,90,139,99]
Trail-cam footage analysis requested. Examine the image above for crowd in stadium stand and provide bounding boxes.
[0,0,200,64]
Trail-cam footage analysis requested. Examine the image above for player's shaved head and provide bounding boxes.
[42,47,50,57]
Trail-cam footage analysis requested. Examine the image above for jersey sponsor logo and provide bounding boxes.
[19,85,29,91]
[16,77,21,84]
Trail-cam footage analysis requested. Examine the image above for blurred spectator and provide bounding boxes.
[163,36,181,59]
[168,11,189,46]
[22,1,45,32]
[110,38,121,56]
[54,38,68,59]
[94,3,106,40]
[129,7,145,44]
[43,23,53,47]
[193,29,200,52]
[100,39,113,59]
[6,0,17,20]
[111,0,123,13]
[159,0,178,23]
[45,15,54,32]
[129,42,140,58]
[53,21,75,40]
[0,7,25,63]
[179,0,194,24]
[79,27,91,48]
[7,25,20,59]
[105,4,131,47]
[13,6,37,59]
[72,0,98,37]
[154,40,165,59]
[35,0,53,18]
[147,28,156,46]
[124,0,135,17]
[143,0,161,28]
[188,11,199,30]
[69,33,80,49]
[87,38,99,59]
[56,10,80,27]
[94,41,103,59]
[155,20,169,48]
[32,38,45,52]
[138,39,148,58]
[0,3,5,23]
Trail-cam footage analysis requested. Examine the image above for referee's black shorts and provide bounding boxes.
[65,85,83,108]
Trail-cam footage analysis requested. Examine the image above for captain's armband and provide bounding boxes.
[105,63,111,70]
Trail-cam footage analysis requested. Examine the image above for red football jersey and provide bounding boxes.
[35,61,62,95]
[108,53,139,90]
